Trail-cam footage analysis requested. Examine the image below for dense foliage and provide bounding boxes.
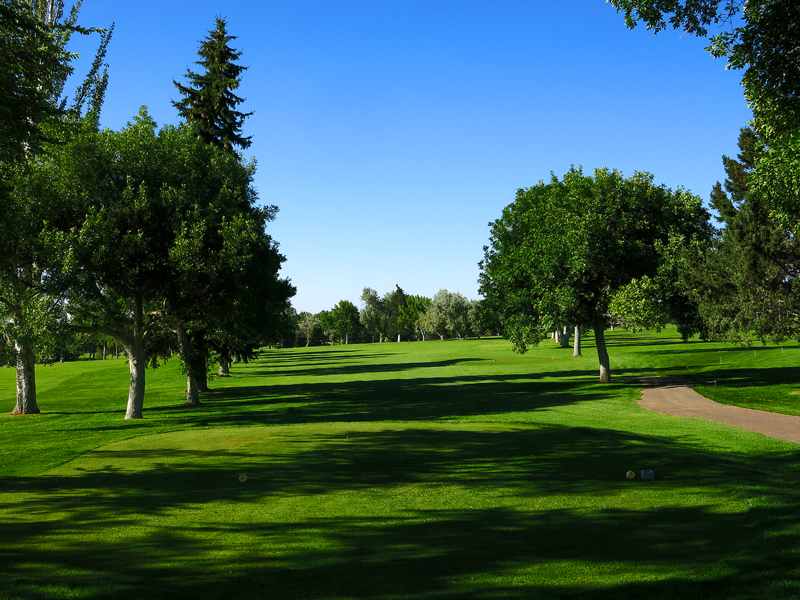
[173,16,253,152]
[479,167,712,382]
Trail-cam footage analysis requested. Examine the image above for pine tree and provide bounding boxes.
[173,17,252,152]
[687,127,800,344]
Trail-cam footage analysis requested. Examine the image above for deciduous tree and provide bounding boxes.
[480,167,711,382]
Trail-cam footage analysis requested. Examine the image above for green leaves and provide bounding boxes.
[480,166,710,371]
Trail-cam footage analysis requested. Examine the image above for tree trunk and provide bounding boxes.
[12,337,39,415]
[124,334,146,419]
[593,318,611,383]
[559,325,570,348]
[195,332,209,392]
[177,326,203,405]
[198,369,209,393]
[218,358,230,376]
[397,333,401,342]
[573,326,582,357]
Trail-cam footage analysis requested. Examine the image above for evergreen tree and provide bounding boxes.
[172,17,272,400]
[687,127,800,344]
[173,16,252,152]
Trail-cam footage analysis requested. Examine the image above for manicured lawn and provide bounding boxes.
[1,329,799,599]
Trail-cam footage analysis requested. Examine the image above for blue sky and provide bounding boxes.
[67,1,752,314]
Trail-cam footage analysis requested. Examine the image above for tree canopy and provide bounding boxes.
[479,166,711,382]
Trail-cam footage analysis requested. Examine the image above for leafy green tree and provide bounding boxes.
[330,300,360,345]
[384,285,412,342]
[419,296,449,341]
[468,299,488,338]
[479,167,711,382]
[63,109,284,417]
[0,1,111,415]
[360,287,388,342]
[173,16,252,152]
[428,290,471,340]
[317,310,336,345]
[406,295,432,341]
[296,312,322,347]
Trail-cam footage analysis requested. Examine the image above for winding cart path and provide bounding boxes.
[638,376,800,445]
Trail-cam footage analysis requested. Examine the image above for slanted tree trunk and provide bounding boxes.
[12,336,39,415]
[123,333,146,419]
[573,326,582,357]
[593,318,611,383]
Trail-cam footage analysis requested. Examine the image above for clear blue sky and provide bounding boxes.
[67,0,752,314]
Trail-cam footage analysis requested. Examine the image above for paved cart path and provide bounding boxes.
[638,376,800,445]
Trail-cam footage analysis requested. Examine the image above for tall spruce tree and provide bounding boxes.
[687,127,800,344]
[171,18,295,403]
[173,16,252,152]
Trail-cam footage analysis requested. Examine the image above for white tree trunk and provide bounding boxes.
[573,326,582,357]
[124,335,146,419]
[12,337,39,415]
[559,325,570,348]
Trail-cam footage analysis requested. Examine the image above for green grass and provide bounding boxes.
[1,329,799,599]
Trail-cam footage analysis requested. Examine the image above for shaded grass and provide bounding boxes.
[1,329,799,598]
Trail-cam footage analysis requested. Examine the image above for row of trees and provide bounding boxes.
[1,6,293,419]
[293,287,496,347]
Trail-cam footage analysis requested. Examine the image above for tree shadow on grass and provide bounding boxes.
[143,370,616,428]
[246,357,487,379]
[602,336,702,348]
[634,345,786,356]
[1,425,798,599]
[685,366,800,388]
